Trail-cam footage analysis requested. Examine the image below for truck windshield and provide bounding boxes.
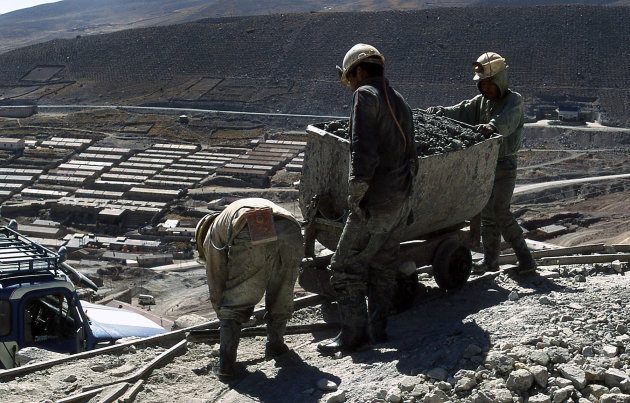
[24,293,76,345]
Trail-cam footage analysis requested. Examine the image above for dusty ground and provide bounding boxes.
[2,262,630,402]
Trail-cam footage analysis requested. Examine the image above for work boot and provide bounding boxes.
[511,236,536,275]
[265,320,289,360]
[317,292,369,356]
[473,228,501,273]
[216,320,241,379]
[367,285,394,344]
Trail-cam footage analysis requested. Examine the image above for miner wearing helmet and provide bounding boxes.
[427,52,536,275]
[318,44,417,356]
[196,198,303,378]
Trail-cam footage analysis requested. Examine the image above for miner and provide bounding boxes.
[427,52,536,275]
[317,44,417,356]
[196,198,303,378]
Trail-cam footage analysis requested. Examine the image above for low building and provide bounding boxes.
[0,138,25,152]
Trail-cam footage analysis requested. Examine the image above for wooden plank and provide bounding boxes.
[120,379,145,403]
[539,253,630,266]
[498,243,607,264]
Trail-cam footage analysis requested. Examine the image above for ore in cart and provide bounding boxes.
[298,111,502,308]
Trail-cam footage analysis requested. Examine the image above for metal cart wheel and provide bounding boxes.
[432,238,472,290]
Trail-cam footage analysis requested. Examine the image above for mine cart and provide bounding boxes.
[298,111,502,296]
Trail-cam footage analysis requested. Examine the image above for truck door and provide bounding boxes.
[20,290,83,354]
[0,300,18,369]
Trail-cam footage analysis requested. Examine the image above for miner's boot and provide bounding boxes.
[473,228,501,273]
[367,285,393,344]
[217,319,241,379]
[317,292,369,356]
[265,320,290,360]
[511,236,536,275]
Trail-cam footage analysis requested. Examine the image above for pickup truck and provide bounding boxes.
[0,224,167,369]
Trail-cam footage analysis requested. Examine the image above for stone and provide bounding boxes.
[605,368,630,389]
[317,379,338,392]
[493,388,514,403]
[528,394,552,403]
[386,387,402,403]
[471,391,495,403]
[62,374,77,383]
[539,296,555,305]
[584,365,606,382]
[427,367,448,381]
[552,386,575,403]
[617,324,628,335]
[574,274,586,282]
[326,390,346,403]
[530,365,549,388]
[600,394,630,403]
[398,376,418,392]
[410,383,431,398]
[557,364,587,389]
[173,313,207,329]
[506,368,534,393]
[464,344,483,358]
[454,376,476,392]
[584,384,610,399]
[422,390,448,403]
[582,346,595,357]
[545,347,570,363]
[530,350,550,366]
[611,260,623,273]
[485,351,515,374]
[604,345,619,357]
[509,291,519,301]
[554,377,574,388]
[90,364,107,373]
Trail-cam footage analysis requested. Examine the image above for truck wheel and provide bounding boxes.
[432,238,472,290]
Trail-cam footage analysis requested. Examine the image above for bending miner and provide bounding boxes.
[196,197,304,378]
[318,44,417,356]
[427,52,536,275]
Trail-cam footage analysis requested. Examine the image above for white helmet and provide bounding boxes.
[472,52,507,81]
[337,43,385,87]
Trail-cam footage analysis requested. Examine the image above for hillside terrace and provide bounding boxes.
[0,6,628,124]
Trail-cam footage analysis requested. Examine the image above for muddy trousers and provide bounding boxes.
[481,168,533,268]
[328,204,410,347]
[209,219,303,364]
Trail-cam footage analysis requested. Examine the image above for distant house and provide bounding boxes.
[0,137,25,152]
[557,106,580,121]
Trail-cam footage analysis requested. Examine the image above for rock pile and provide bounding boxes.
[317,109,492,157]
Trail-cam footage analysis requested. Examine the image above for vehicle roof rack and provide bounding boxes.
[0,225,61,279]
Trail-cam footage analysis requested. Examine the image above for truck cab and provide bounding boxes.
[0,225,167,369]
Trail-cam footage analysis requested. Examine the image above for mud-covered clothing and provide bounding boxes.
[480,169,524,256]
[331,76,414,303]
[330,203,410,293]
[202,198,303,324]
[435,70,528,265]
[349,76,417,212]
[439,70,524,170]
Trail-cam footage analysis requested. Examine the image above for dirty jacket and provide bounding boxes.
[440,70,524,169]
[202,198,300,311]
[349,76,417,212]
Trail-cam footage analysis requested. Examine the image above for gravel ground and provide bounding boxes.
[2,261,630,403]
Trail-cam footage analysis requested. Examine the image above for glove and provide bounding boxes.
[347,180,369,217]
[474,124,496,136]
[426,107,444,116]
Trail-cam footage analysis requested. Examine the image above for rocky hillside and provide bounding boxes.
[3,1,628,54]
[1,5,629,124]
